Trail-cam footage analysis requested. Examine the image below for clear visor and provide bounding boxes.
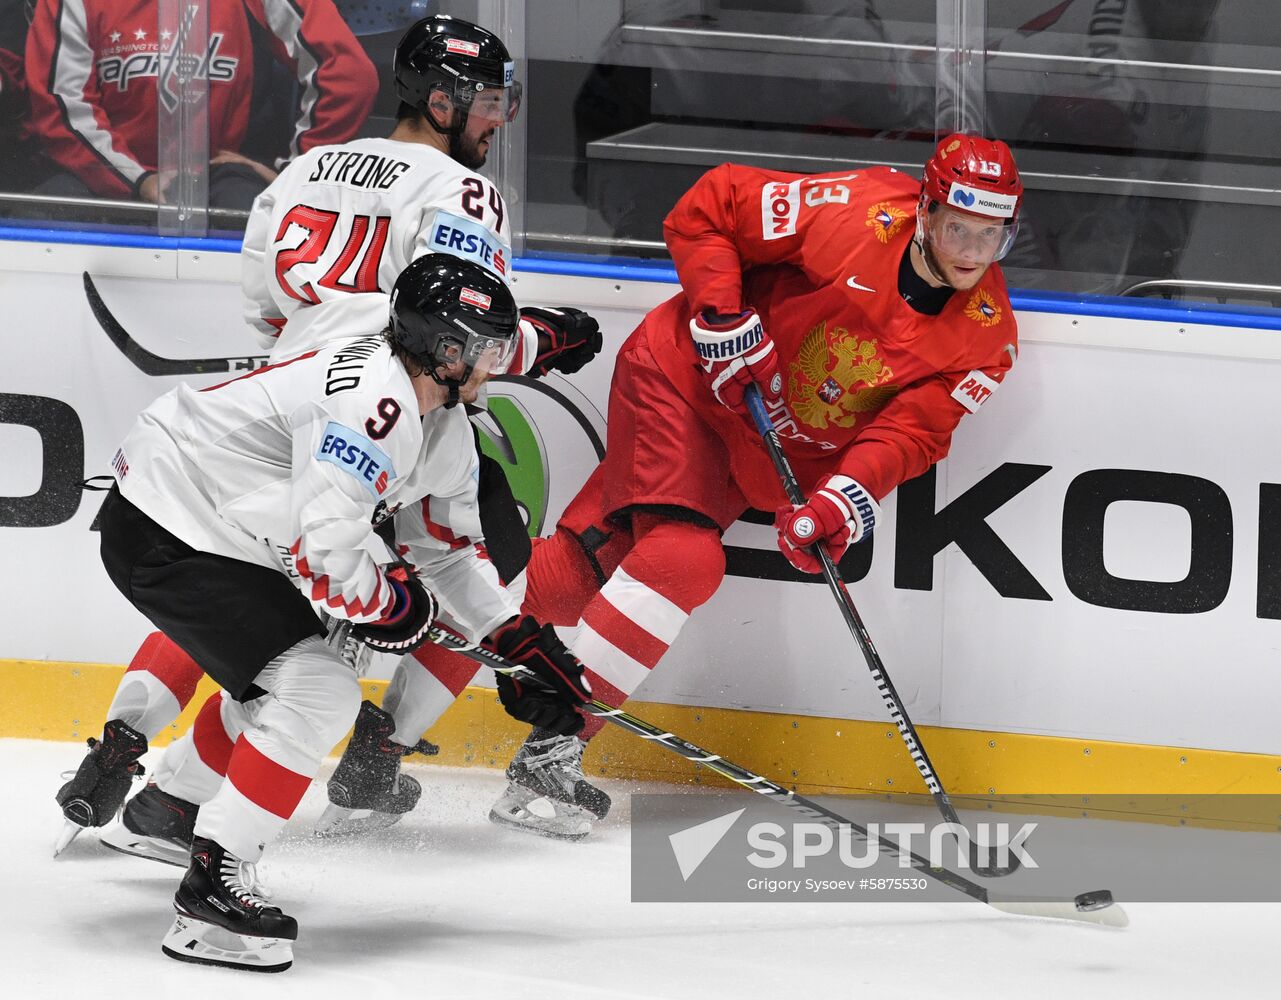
[464,79,522,123]
[433,326,515,376]
[922,201,1018,262]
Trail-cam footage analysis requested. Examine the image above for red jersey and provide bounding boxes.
[649,163,1018,509]
[25,0,377,198]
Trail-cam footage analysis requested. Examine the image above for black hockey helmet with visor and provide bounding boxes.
[393,14,521,132]
[389,254,519,402]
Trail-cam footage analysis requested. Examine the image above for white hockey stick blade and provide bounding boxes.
[313,803,405,838]
[53,820,84,858]
[987,897,1130,928]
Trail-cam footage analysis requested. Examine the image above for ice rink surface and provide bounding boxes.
[10,738,1273,999]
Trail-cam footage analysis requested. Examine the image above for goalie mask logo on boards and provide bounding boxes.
[474,378,606,537]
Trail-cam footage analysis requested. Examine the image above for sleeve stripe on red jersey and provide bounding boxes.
[261,0,322,160]
[48,0,143,188]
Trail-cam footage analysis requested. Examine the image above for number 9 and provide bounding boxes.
[365,397,402,439]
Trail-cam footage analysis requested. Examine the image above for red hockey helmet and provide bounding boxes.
[918,134,1023,262]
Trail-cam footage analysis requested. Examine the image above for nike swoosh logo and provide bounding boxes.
[846,276,876,293]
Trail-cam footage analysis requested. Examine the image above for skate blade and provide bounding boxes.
[53,819,85,858]
[99,822,190,868]
[488,785,593,842]
[313,803,405,838]
[161,911,293,973]
[488,805,592,842]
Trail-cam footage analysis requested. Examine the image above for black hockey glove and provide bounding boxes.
[349,567,440,655]
[486,615,592,736]
[522,306,603,377]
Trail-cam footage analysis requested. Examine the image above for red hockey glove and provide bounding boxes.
[349,566,440,655]
[522,306,604,377]
[485,615,592,736]
[689,309,783,419]
[775,475,880,574]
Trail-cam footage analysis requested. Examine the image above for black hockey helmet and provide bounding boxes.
[389,254,519,402]
[393,14,521,133]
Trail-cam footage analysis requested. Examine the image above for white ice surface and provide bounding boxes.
[12,737,1274,999]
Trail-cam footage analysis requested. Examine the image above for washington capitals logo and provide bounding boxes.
[964,288,1002,327]
[865,201,909,244]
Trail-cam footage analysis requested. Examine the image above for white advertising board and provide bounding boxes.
[1,252,1277,755]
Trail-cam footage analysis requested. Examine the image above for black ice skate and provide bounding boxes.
[100,783,198,867]
[162,835,297,972]
[488,728,611,841]
[53,718,147,857]
[314,700,439,837]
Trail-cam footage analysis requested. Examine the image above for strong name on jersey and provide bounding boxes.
[242,137,515,356]
[652,162,1019,507]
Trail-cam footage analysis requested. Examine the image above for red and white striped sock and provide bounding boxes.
[153,690,243,804]
[571,518,725,739]
[106,631,204,740]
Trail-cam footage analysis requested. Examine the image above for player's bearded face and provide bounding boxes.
[451,109,501,170]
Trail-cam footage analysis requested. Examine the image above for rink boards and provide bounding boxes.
[2,238,1279,795]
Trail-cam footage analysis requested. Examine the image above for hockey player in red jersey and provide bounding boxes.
[502,134,1024,837]
[89,256,591,971]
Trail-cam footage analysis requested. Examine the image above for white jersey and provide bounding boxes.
[113,336,517,640]
[242,136,536,370]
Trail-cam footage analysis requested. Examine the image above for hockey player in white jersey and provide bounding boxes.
[56,15,606,858]
[95,255,592,972]
[241,14,525,355]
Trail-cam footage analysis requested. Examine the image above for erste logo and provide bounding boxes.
[428,211,513,283]
[316,422,395,496]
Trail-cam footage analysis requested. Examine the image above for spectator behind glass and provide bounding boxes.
[1,43,42,193]
[25,0,378,209]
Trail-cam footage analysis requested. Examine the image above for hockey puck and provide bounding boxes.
[1074,889,1114,911]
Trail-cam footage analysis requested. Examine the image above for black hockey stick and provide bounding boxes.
[744,385,1022,879]
[83,271,269,376]
[420,621,1124,926]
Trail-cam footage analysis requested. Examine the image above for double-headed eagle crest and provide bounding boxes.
[787,322,898,430]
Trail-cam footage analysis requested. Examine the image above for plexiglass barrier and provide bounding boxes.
[2,0,1279,311]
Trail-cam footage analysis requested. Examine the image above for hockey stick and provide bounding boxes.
[420,621,1125,927]
[83,271,269,376]
[743,384,1022,878]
